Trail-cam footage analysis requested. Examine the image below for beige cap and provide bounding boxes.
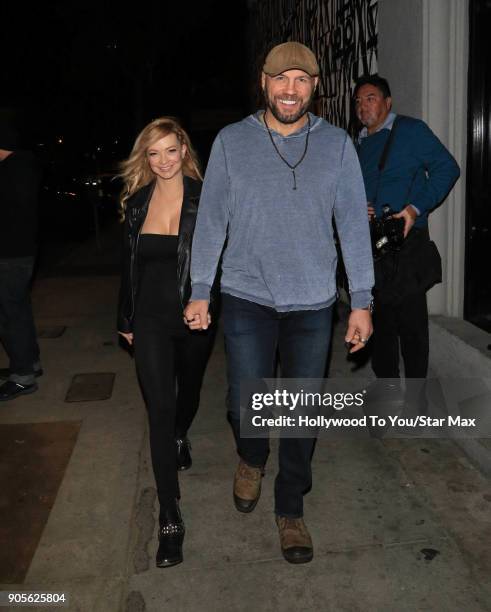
[263,42,319,77]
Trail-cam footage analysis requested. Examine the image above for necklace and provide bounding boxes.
[263,113,311,190]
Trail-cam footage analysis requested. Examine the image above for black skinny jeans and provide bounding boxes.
[133,318,215,515]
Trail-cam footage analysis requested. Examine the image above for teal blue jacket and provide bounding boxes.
[357,115,460,227]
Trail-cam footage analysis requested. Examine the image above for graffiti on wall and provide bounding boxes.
[252,0,378,132]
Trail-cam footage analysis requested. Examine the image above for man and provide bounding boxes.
[0,122,42,401]
[354,75,459,385]
[184,42,374,564]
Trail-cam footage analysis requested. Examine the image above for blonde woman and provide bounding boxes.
[117,117,217,568]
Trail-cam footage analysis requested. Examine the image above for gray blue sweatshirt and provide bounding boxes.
[190,112,374,311]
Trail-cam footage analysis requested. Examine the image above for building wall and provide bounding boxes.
[252,0,378,132]
[378,0,468,317]
[377,0,423,118]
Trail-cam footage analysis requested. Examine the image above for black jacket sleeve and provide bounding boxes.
[117,216,133,333]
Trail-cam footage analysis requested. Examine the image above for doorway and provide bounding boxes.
[465,0,491,331]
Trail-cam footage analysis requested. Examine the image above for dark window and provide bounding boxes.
[465,0,491,332]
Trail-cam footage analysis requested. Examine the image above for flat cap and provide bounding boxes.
[263,42,319,77]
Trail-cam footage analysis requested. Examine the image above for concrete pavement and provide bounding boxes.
[1,236,490,611]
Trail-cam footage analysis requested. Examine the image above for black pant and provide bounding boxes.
[222,294,333,518]
[0,257,40,382]
[372,291,429,378]
[133,318,215,514]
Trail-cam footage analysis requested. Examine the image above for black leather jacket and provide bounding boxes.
[117,176,218,333]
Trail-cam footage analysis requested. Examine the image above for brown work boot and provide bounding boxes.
[275,516,313,564]
[233,459,263,513]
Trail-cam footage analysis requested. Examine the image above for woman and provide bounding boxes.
[117,117,216,568]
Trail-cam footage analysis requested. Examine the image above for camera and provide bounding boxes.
[370,205,405,259]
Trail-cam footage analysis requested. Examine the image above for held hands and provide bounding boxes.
[183,300,211,330]
[392,204,418,238]
[118,302,212,342]
[345,309,373,354]
[118,331,134,346]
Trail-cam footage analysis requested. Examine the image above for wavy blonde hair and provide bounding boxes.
[119,116,202,216]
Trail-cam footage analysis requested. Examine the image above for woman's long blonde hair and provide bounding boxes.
[119,116,202,216]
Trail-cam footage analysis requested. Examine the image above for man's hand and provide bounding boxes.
[393,204,417,238]
[183,300,211,330]
[118,331,133,346]
[345,309,373,354]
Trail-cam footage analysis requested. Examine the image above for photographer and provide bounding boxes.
[354,75,460,382]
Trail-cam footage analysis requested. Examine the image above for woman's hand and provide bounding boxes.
[118,331,134,345]
[183,300,210,330]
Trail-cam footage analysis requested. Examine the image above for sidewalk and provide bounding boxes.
[1,236,490,611]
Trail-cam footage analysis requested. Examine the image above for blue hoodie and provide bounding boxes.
[190,112,374,311]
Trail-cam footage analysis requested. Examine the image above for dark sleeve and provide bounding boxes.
[11,152,42,200]
[409,120,460,215]
[11,152,42,227]
[117,215,133,333]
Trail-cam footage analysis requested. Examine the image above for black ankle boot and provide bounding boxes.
[176,437,192,471]
[156,500,185,568]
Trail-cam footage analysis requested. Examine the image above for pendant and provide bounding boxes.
[292,169,297,190]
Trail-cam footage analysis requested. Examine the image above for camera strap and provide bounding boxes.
[372,115,405,207]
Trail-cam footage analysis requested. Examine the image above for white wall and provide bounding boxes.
[377,0,468,317]
[378,0,423,118]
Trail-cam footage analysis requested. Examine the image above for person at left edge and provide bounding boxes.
[0,122,43,401]
[117,117,217,568]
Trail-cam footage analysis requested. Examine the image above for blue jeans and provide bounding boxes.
[0,257,40,384]
[222,293,333,518]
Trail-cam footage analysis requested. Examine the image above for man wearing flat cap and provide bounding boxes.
[184,42,374,563]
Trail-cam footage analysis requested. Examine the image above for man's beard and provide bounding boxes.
[263,88,313,125]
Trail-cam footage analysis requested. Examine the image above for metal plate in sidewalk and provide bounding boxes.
[37,325,66,339]
[65,372,115,402]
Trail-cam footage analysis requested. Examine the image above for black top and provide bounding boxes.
[117,176,219,334]
[0,151,41,257]
[135,234,184,329]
